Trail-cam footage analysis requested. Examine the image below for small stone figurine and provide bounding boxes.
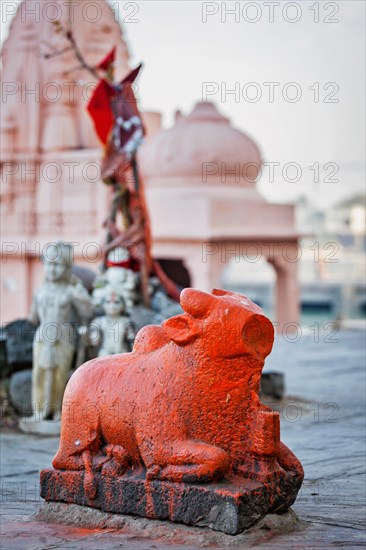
[29,242,92,421]
[87,290,135,357]
[92,247,137,313]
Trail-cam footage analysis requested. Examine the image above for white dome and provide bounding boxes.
[139,102,262,186]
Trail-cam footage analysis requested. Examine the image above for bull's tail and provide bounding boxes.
[82,450,98,500]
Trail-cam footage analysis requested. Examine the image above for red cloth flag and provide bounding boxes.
[100,64,145,182]
[87,63,144,149]
[98,46,116,71]
[113,63,144,152]
[87,79,115,144]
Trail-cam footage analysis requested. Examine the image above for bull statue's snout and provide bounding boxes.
[241,313,274,361]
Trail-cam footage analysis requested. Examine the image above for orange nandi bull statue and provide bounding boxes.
[43,289,303,533]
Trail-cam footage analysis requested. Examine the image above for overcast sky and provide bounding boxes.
[1,1,365,209]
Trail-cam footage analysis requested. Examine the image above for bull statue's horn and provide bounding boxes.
[180,288,216,318]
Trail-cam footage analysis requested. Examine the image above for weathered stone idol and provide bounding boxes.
[29,243,93,421]
[92,248,138,314]
[86,290,135,357]
[41,288,303,534]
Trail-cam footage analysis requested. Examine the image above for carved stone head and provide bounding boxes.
[42,242,73,283]
[162,288,274,364]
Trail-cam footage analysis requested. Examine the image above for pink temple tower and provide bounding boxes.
[1,0,131,322]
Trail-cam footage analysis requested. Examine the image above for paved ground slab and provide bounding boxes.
[1,330,365,548]
[34,501,304,548]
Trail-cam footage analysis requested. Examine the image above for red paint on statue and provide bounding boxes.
[52,288,303,503]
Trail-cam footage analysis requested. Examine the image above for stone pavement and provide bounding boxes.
[1,330,365,548]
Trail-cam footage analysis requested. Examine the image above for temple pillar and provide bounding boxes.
[266,242,300,333]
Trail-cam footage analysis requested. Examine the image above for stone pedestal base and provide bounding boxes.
[40,469,300,535]
[19,417,61,436]
[35,501,304,547]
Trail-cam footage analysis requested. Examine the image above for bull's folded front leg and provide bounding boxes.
[146,440,230,483]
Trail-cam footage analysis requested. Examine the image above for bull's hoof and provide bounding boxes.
[146,464,162,480]
[102,445,131,477]
[102,459,127,477]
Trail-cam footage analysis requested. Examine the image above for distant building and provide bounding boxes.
[1,1,301,331]
[323,194,366,249]
[140,101,300,331]
[225,194,365,322]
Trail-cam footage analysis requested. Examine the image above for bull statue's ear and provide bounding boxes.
[162,314,200,346]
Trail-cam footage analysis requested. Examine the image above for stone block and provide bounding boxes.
[40,468,300,535]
